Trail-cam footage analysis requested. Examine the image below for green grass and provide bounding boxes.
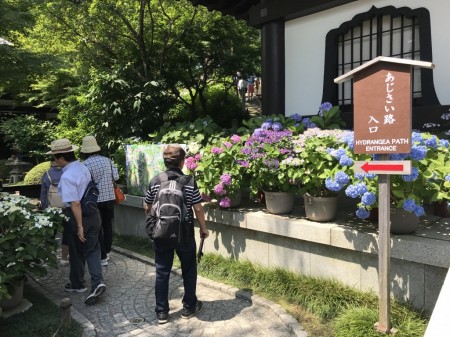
[113,234,429,337]
[0,284,83,337]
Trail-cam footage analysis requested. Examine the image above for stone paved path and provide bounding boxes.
[30,247,307,337]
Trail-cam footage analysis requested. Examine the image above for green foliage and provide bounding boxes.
[23,161,50,185]
[0,115,56,163]
[0,193,67,298]
[238,114,304,135]
[311,102,346,130]
[150,116,224,148]
[0,284,84,337]
[335,306,427,337]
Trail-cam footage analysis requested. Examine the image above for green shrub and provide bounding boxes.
[203,85,242,128]
[23,161,50,185]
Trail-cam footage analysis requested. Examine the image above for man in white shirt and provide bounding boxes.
[47,138,106,305]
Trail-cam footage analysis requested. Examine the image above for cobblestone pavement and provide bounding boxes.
[30,246,307,337]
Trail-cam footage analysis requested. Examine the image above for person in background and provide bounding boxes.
[47,138,106,305]
[80,135,119,267]
[144,144,209,324]
[40,158,69,266]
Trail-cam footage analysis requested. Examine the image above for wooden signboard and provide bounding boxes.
[353,62,411,154]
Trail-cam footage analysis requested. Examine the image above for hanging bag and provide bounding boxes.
[111,161,125,204]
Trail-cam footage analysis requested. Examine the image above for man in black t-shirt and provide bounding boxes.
[144,144,209,324]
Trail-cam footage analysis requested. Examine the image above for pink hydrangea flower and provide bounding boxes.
[230,135,241,143]
[214,183,227,196]
[223,141,232,149]
[185,157,198,171]
[211,147,224,154]
[194,154,201,161]
[219,197,231,208]
[201,193,212,202]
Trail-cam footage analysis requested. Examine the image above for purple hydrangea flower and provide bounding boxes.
[219,197,231,208]
[237,160,249,168]
[214,183,227,196]
[220,173,232,186]
[261,121,272,130]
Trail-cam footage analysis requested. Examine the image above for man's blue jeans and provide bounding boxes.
[153,239,197,313]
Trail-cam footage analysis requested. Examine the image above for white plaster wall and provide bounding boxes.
[285,0,450,116]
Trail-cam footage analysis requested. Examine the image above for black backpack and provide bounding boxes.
[81,180,99,216]
[146,173,191,244]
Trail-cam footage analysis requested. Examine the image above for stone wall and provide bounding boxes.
[114,194,450,313]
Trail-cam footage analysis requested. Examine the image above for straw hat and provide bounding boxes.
[80,135,101,154]
[46,139,79,154]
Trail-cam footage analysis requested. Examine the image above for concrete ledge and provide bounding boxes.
[114,194,450,312]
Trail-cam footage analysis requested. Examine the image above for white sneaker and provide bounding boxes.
[101,258,108,266]
[59,259,70,267]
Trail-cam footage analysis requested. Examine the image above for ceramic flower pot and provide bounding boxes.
[390,208,419,234]
[264,191,295,215]
[304,193,338,222]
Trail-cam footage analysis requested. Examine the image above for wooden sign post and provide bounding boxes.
[335,56,434,334]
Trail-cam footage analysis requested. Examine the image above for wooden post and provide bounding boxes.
[60,298,72,328]
[377,154,391,333]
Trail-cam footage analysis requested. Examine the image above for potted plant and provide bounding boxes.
[0,192,68,309]
[293,128,364,221]
[344,131,450,232]
[240,123,303,214]
[188,134,249,208]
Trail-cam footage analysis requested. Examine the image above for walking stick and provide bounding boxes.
[197,237,205,264]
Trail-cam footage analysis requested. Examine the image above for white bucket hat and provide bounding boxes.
[46,139,79,154]
[80,135,101,153]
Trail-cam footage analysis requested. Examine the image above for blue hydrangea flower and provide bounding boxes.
[425,136,438,149]
[390,153,408,160]
[402,198,416,212]
[272,122,283,131]
[329,148,347,160]
[341,132,354,149]
[440,139,449,148]
[413,205,425,217]
[253,128,264,137]
[319,102,333,113]
[356,207,370,219]
[261,121,272,130]
[361,192,376,206]
[445,174,450,182]
[409,145,427,161]
[401,167,419,182]
[334,171,350,185]
[345,183,368,198]
[289,113,302,122]
[339,154,353,167]
[325,178,342,192]
[412,132,424,144]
